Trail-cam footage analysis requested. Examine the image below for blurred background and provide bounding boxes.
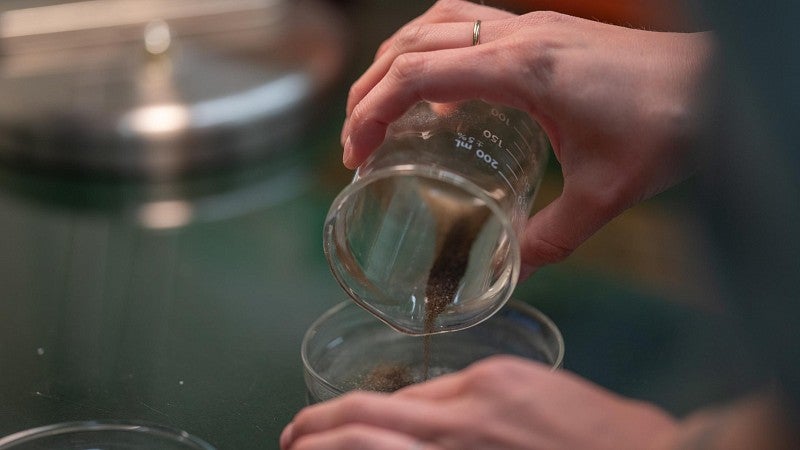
[0,1,763,448]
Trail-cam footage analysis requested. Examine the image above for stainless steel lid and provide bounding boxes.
[0,0,347,177]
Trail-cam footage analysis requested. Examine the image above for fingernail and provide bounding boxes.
[343,136,354,168]
[279,422,293,449]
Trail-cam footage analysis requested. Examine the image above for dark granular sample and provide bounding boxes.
[424,220,481,329]
[360,363,415,392]
[357,210,488,392]
[359,192,492,392]
[422,205,491,378]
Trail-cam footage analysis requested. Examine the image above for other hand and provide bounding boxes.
[281,355,677,450]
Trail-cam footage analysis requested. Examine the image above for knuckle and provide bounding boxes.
[463,356,515,386]
[348,103,368,128]
[389,52,426,86]
[477,355,526,374]
[521,10,569,25]
[347,84,365,111]
[347,83,361,102]
[430,0,468,19]
[336,391,380,416]
[394,24,430,51]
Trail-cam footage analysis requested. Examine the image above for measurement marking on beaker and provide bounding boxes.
[498,170,514,191]
[512,141,529,165]
[506,162,522,181]
[505,163,522,183]
[454,132,475,150]
[513,125,532,149]
[505,145,523,175]
[516,118,534,135]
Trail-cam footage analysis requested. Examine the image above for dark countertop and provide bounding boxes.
[0,137,345,448]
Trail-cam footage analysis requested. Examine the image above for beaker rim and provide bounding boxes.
[300,299,565,400]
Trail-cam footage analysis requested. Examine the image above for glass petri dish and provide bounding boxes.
[302,300,564,403]
[0,421,216,450]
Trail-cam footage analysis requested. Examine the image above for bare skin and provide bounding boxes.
[279,1,799,449]
[282,356,677,450]
[339,0,713,276]
[280,357,796,449]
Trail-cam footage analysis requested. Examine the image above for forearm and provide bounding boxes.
[651,389,798,450]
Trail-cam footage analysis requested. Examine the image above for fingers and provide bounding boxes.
[344,17,516,146]
[519,182,620,278]
[392,369,466,400]
[282,357,569,449]
[347,21,487,120]
[282,391,449,449]
[340,0,519,164]
[374,0,515,60]
[341,20,481,146]
[396,355,554,400]
[358,5,514,117]
[281,423,428,450]
[342,41,545,168]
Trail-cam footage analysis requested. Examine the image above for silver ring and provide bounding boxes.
[472,19,481,46]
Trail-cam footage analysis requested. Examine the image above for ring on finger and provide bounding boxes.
[472,19,481,46]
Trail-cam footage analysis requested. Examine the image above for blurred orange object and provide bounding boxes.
[484,0,698,31]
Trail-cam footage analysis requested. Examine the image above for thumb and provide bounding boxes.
[519,186,615,279]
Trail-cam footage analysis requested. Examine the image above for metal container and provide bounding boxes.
[0,0,347,178]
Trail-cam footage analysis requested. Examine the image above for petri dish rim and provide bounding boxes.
[0,420,216,449]
[301,299,565,398]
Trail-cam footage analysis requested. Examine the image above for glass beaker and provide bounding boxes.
[302,299,564,403]
[324,100,550,335]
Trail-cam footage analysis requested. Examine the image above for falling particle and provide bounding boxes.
[179,380,184,385]
[36,348,44,356]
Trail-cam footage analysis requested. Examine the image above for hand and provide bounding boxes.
[280,355,677,449]
[339,0,714,276]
